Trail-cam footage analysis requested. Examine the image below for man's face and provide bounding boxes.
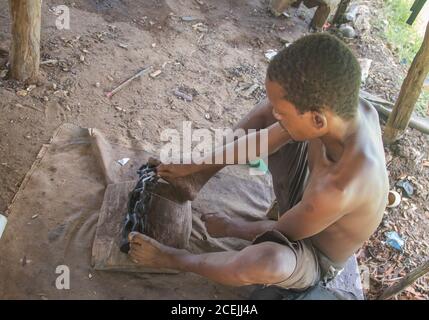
[265,78,327,141]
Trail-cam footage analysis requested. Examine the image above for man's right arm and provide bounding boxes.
[233,98,277,132]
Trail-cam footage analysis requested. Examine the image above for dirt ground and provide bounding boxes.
[0,0,427,299]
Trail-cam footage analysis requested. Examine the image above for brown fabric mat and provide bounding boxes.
[0,124,272,299]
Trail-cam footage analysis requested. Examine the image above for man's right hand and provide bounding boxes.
[147,157,199,179]
[201,212,235,238]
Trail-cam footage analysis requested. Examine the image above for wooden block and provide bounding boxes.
[91,180,191,273]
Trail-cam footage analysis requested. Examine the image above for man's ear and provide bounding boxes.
[312,111,328,130]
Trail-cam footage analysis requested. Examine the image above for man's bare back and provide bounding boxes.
[306,98,388,263]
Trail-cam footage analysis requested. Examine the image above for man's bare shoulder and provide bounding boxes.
[309,134,387,213]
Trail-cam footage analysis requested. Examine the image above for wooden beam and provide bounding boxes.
[378,259,429,300]
[9,0,42,82]
[333,0,351,25]
[407,0,427,25]
[383,22,429,144]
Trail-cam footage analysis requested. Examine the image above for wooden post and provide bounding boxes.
[333,0,351,24]
[9,0,42,82]
[378,260,429,300]
[384,22,429,144]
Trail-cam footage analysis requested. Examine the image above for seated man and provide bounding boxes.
[128,34,389,292]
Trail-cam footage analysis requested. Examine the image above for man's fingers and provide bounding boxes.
[156,165,172,177]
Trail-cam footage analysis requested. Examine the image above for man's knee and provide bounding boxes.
[235,242,296,285]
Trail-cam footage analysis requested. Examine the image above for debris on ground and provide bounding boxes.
[117,158,130,166]
[150,70,162,78]
[385,231,405,252]
[396,179,414,198]
[264,49,278,61]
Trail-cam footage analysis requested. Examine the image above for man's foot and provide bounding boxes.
[166,172,214,201]
[128,232,187,269]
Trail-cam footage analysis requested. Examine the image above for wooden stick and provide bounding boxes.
[378,259,429,300]
[333,0,351,24]
[106,66,152,98]
[383,22,429,144]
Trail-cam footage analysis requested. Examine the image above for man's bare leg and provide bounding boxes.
[129,232,296,287]
[159,98,277,201]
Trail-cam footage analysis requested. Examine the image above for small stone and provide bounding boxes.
[0,69,8,79]
[80,55,85,62]
[151,43,156,48]
[88,273,93,279]
[65,105,71,112]
[95,82,101,88]
[16,90,28,97]
[31,214,39,219]
[339,24,356,38]
[265,49,278,61]
[25,135,31,139]
[52,83,57,90]
[118,43,128,49]
[27,85,36,92]
[181,16,199,22]
[204,113,211,120]
[150,70,162,78]
[43,96,49,102]
[115,106,124,112]
[107,75,114,81]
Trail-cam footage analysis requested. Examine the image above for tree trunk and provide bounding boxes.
[9,0,42,82]
[378,259,429,300]
[333,0,351,24]
[383,22,429,144]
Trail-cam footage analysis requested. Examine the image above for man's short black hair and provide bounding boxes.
[267,33,361,120]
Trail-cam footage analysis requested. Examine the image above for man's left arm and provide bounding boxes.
[274,184,350,241]
[204,181,352,242]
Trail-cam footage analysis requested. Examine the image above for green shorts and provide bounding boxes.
[253,229,344,290]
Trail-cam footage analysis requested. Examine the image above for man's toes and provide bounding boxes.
[128,232,148,244]
[129,246,146,263]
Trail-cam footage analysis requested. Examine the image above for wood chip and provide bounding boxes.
[150,70,162,78]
